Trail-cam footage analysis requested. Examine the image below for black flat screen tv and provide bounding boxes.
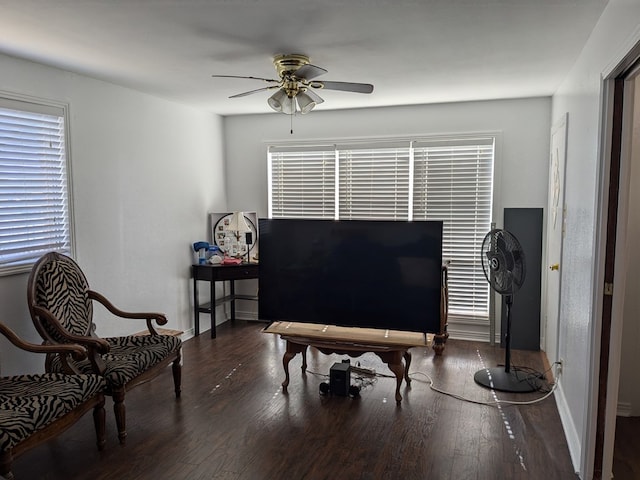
[258,218,443,333]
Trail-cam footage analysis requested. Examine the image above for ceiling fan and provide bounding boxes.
[212,54,374,115]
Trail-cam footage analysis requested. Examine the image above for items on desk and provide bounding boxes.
[208,246,224,264]
[221,256,242,265]
[192,241,210,265]
[192,241,224,265]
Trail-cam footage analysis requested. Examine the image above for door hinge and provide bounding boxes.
[604,282,614,296]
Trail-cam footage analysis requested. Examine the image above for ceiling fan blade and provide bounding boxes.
[313,81,374,94]
[211,74,280,83]
[293,64,328,81]
[229,85,278,98]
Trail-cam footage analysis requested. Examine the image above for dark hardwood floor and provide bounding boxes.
[12,321,577,479]
[613,416,640,479]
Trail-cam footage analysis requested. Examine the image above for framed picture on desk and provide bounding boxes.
[209,211,259,262]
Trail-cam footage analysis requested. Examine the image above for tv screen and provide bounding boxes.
[258,218,443,333]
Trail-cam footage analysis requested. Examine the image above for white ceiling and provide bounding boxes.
[0,0,608,116]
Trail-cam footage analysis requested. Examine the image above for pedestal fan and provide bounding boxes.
[474,228,538,393]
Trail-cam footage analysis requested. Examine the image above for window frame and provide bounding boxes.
[0,91,75,276]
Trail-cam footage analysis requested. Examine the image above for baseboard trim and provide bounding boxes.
[554,381,582,477]
[233,309,259,321]
[617,402,632,417]
[447,326,498,343]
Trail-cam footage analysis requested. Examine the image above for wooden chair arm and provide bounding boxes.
[31,305,110,354]
[88,290,168,335]
[0,322,88,361]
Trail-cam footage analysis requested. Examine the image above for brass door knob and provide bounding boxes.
[549,264,559,271]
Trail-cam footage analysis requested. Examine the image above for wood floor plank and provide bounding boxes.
[613,415,640,480]
[10,320,577,479]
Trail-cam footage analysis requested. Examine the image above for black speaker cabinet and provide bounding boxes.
[501,208,542,351]
[330,362,351,396]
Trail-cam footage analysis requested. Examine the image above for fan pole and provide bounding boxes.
[504,294,512,374]
[489,221,496,345]
[473,292,538,393]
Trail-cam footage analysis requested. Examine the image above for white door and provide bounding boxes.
[543,113,568,364]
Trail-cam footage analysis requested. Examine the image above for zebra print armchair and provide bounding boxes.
[26,252,182,445]
[0,320,106,479]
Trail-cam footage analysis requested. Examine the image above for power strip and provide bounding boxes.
[351,365,376,376]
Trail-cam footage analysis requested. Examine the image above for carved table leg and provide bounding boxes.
[403,350,412,384]
[282,341,307,392]
[433,332,449,355]
[376,351,405,403]
[387,360,405,404]
[301,345,308,373]
[282,351,296,391]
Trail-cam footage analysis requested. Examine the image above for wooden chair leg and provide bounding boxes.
[172,354,182,399]
[112,388,127,444]
[94,395,106,451]
[0,451,14,479]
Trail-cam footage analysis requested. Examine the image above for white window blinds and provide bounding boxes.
[0,97,71,274]
[413,138,494,321]
[267,136,495,323]
[338,144,410,220]
[269,146,336,219]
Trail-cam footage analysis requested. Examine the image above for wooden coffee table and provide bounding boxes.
[263,321,433,403]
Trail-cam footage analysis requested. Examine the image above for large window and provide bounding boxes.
[268,136,495,324]
[0,95,72,275]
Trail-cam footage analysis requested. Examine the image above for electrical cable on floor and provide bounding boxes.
[352,373,377,391]
[408,361,562,407]
[308,359,559,405]
[506,364,554,393]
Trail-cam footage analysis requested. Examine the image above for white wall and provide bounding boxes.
[550,0,640,476]
[0,53,226,375]
[223,97,551,338]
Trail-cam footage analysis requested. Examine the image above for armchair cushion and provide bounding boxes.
[0,373,105,451]
[31,254,94,340]
[48,334,182,388]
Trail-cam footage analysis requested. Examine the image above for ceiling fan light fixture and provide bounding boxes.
[268,89,296,114]
[282,95,296,115]
[267,89,287,112]
[296,90,324,114]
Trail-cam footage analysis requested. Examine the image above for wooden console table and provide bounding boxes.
[191,263,259,338]
[263,321,433,403]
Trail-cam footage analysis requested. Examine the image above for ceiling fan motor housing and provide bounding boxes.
[273,54,310,78]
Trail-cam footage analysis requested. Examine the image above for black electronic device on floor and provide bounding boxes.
[329,362,351,396]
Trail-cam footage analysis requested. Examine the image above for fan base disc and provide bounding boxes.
[474,367,539,393]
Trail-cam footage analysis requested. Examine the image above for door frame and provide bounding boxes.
[589,44,640,480]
